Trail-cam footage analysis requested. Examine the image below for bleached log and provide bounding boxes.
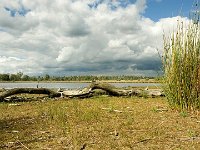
[0,82,164,102]
[0,88,60,101]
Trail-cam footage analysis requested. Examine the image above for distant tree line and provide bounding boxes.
[0,72,157,82]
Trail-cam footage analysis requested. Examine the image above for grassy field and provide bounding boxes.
[0,96,200,150]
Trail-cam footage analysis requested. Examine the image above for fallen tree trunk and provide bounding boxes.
[0,88,61,101]
[90,82,141,96]
[90,82,164,97]
[0,82,164,102]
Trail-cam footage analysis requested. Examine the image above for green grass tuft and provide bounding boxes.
[162,14,200,111]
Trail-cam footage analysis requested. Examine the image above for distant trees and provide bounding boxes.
[44,74,50,81]
[0,74,9,81]
[9,72,23,81]
[21,75,30,81]
[9,74,18,81]
[0,72,155,82]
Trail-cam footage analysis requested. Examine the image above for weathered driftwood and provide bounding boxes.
[0,82,164,102]
[90,82,141,96]
[0,88,61,101]
[62,87,93,98]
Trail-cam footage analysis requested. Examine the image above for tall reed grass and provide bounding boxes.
[162,7,200,111]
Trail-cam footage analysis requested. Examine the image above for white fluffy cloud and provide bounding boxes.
[0,0,189,76]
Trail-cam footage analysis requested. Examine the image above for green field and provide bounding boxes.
[0,96,200,150]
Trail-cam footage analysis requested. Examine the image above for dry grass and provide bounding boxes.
[0,96,200,150]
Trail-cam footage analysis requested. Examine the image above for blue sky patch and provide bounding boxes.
[4,4,31,17]
[88,0,136,10]
[144,0,195,21]
[88,0,104,9]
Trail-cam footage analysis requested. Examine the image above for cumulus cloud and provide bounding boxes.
[0,0,189,76]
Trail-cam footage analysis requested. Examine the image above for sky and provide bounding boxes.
[0,0,198,76]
